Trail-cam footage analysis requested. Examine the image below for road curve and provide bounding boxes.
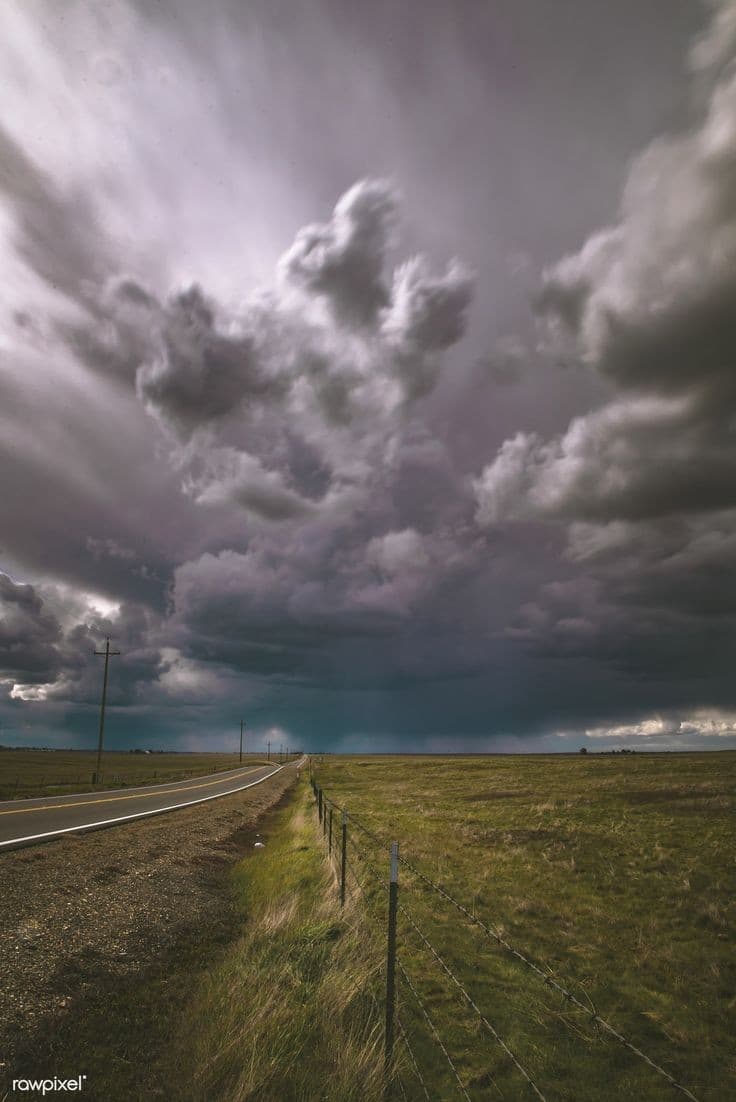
[0,763,285,851]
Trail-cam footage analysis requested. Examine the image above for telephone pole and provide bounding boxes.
[94,636,120,784]
[267,740,271,762]
[240,719,245,764]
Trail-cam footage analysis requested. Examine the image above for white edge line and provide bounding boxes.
[0,764,285,851]
[3,761,278,805]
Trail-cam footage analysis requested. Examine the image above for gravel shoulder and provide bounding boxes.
[0,762,299,1091]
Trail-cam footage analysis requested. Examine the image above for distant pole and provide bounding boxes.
[267,740,271,762]
[93,637,120,784]
[240,719,245,764]
[385,841,399,1072]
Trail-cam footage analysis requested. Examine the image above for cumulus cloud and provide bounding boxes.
[475,395,736,525]
[136,285,287,438]
[4,0,735,750]
[366,528,430,576]
[479,39,736,529]
[382,257,474,397]
[1,91,480,713]
[279,179,396,327]
[7,170,474,527]
[185,448,319,520]
[128,179,475,520]
[0,573,162,705]
[474,3,736,691]
[169,517,476,685]
[574,709,736,742]
[0,573,62,685]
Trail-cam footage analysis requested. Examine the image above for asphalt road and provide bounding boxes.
[0,762,284,851]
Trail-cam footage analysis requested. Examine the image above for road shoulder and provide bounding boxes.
[1,764,298,1099]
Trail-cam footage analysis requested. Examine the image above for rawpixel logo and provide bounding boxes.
[11,1077,87,1095]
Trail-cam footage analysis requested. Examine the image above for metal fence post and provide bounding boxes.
[328,807,333,855]
[341,810,348,907]
[385,840,399,1073]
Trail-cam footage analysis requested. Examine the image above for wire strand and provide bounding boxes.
[398,900,546,1101]
[312,782,700,1102]
[398,958,472,1102]
[397,1016,432,1102]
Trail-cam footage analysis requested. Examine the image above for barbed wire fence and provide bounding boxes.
[308,761,702,1102]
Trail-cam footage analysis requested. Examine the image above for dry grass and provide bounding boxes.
[0,748,283,798]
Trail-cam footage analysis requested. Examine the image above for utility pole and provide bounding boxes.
[267,740,271,762]
[240,719,245,764]
[94,636,120,784]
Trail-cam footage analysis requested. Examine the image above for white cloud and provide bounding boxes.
[580,710,736,740]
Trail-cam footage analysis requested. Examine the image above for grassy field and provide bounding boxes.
[0,749,287,799]
[310,753,736,1102]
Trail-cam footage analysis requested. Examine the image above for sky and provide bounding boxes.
[1,0,736,754]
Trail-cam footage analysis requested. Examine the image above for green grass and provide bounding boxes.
[311,753,736,1101]
[170,781,386,1101]
[0,749,287,799]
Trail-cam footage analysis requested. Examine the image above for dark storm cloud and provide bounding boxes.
[170,518,479,686]
[0,347,184,608]
[1,0,734,750]
[475,0,736,533]
[475,4,736,704]
[475,397,736,525]
[137,285,284,438]
[131,179,474,521]
[47,603,163,708]
[478,43,736,524]
[0,573,161,705]
[280,179,395,327]
[0,574,62,685]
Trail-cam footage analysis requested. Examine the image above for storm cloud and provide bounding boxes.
[1,0,734,751]
[475,2,736,711]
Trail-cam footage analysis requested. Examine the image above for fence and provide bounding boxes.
[309,767,701,1102]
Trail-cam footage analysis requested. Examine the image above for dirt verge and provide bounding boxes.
[0,762,300,1096]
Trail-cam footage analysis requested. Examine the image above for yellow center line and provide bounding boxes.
[0,766,269,816]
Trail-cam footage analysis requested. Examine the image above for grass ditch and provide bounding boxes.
[168,779,386,1101]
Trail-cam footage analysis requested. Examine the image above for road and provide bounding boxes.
[0,762,284,851]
